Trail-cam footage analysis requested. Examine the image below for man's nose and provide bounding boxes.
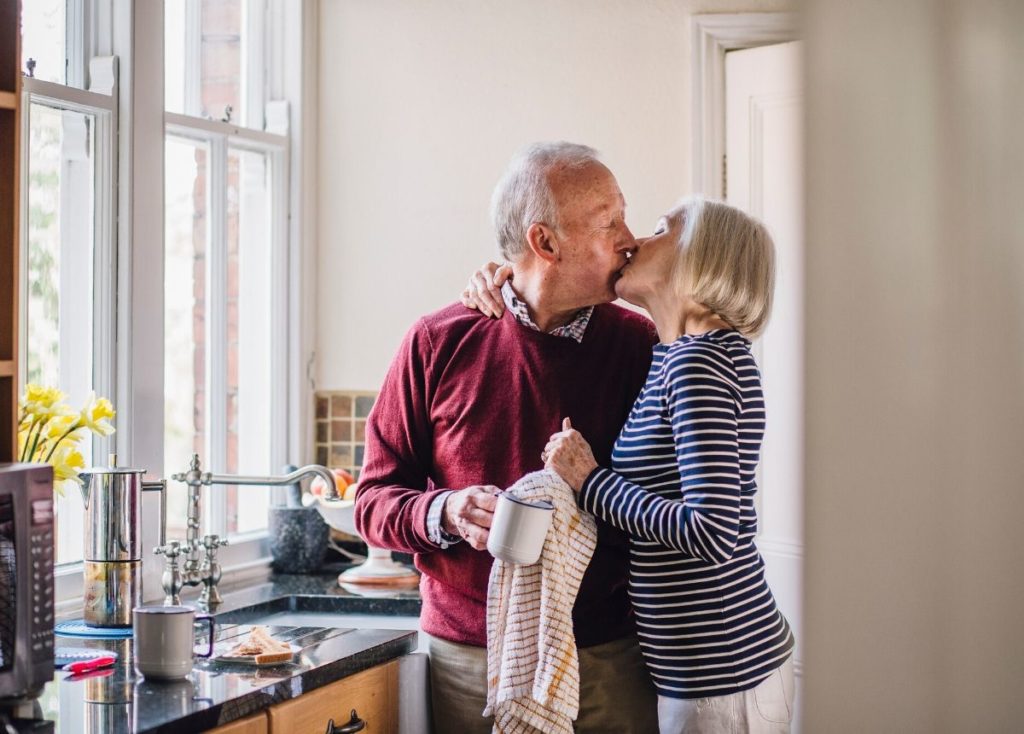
[616,224,638,253]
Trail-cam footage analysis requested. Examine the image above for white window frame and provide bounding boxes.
[19,66,119,416]
[17,0,312,609]
[163,112,290,562]
[160,0,299,574]
[143,0,311,596]
[19,58,119,601]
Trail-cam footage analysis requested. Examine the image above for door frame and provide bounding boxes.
[691,13,800,197]
[693,14,805,701]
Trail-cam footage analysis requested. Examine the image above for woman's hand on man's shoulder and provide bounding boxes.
[460,261,512,318]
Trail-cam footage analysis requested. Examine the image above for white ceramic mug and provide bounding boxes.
[133,605,215,680]
[487,492,554,565]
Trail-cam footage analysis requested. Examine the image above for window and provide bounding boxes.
[20,2,117,566]
[17,0,300,595]
[162,0,288,546]
[21,0,65,86]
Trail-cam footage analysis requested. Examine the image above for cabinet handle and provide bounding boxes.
[325,709,366,734]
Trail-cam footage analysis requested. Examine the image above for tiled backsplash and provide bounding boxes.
[314,391,377,480]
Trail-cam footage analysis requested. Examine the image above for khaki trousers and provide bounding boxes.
[427,632,658,734]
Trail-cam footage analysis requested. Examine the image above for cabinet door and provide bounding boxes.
[267,660,399,734]
[206,712,269,734]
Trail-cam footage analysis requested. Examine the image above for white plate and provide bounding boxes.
[215,642,301,667]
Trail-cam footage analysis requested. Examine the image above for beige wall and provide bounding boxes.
[315,0,794,390]
[802,0,1024,729]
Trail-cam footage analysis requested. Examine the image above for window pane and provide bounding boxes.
[163,0,188,115]
[163,137,210,542]
[226,148,272,535]
[21,0,65,85]
[25,102,96,565]
[166,0,255,128]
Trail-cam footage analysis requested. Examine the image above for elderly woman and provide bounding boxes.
[465,196,796,734]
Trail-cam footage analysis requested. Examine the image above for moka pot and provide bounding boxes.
[78,456,165,627]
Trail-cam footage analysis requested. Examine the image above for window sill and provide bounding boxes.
[54,533,273,613]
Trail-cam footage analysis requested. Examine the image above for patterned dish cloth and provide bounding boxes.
[484,469,598,734]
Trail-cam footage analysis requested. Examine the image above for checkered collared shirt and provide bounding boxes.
[500,282,593,343]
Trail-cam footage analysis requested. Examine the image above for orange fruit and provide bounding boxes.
[336,468,356,485]
[311,468,352,498]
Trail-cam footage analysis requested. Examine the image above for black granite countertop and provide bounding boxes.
[34,566,423,733]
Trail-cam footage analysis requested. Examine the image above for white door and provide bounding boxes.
[725,40,804,730]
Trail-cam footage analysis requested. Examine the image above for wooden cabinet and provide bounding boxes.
[266,660,399,734]
[201,660,403,733]
[206,712,269,734]
[0,0,21,461]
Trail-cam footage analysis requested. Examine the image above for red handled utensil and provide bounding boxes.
[62,655,117,675]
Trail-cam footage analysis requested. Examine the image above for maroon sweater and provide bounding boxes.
[354,301,657,647]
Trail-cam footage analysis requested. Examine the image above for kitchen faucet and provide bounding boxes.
[154,454,338,609]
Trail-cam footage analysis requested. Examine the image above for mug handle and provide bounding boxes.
[194,614,215,658]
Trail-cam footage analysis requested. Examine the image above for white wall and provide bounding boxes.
[315,0,794,390]
[802,0,1024,730]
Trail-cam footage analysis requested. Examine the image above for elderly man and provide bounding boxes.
[355,142,659,733]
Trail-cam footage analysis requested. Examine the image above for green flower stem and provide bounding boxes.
[27,419,48,462]
[21,418,43,462]
[43,424,81,462]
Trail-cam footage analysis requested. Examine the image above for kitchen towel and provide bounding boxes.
[484,469,598,734]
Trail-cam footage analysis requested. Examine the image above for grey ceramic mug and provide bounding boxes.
[133,605,215,680]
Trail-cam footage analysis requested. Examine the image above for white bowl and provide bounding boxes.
[303,494,358,536]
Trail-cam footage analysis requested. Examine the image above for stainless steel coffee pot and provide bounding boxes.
[78,455,165,627]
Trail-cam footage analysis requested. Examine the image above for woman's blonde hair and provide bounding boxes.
[671,196,776,339]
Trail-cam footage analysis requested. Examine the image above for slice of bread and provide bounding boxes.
[249,626,291,653]
[228,626,293,659]
[253,650,294,665]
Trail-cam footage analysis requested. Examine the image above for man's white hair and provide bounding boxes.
[490,142,601,261]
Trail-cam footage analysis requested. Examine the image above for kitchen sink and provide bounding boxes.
[214,593,426,651]
[243,610,419,631]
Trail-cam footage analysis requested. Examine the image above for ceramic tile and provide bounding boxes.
[330,445,352,467]
[355,395,375,418]
[330,420,349,442]
[330,394,352,418]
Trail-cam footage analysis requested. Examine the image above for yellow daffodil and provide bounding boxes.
[79,393,115,437]
[20,384,67,421]
[16,384,116,495]
[44,412,82,440]
[49,443,86,497]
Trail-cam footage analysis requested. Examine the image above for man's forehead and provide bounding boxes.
[556,167,625,211]
[593,190,626,210]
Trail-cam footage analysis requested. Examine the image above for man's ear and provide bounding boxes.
[525,222,559,264]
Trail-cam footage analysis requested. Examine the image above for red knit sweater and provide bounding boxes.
[354,301,657,647]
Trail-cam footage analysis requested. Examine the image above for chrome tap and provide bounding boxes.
[198,534,229,607]
[155,454,338,609]
[153,540,184,606]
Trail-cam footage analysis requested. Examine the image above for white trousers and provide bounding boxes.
[657,656,795,734]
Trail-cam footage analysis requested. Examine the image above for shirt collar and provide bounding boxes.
[500,281,593,343]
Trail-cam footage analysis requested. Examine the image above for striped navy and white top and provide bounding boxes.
[578,329,794,699]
